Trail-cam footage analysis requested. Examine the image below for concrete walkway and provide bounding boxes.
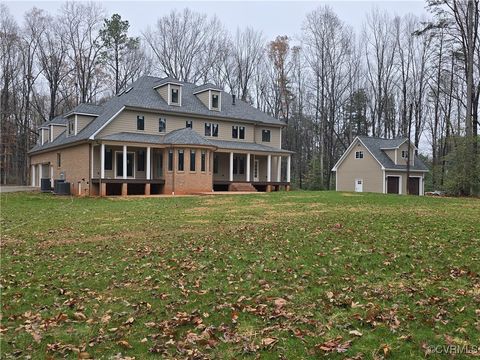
[0,186,38,193]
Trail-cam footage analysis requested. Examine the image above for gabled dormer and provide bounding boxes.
[154,78,183,106]
[64,104,100,137]
[39,127,49,145]
[381,139,415,166]
[193,84,222,111]
[50,123,67,142]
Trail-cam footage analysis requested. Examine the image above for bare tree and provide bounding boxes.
[143,8,226,84]
[60,2,106,103]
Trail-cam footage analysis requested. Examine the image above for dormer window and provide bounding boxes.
[186,120,193,128]
[212,94,219,109]
[171,88,179,104]
[401,150,408,158]
[68,119,75,136]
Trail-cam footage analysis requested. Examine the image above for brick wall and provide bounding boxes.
[163,147,213,194]
[30,143,91,196]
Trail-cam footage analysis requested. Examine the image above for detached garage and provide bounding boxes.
[332,136,428,195]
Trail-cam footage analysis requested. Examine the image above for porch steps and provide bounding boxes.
[228,182,257,192]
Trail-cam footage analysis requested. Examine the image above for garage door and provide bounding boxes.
[408,177,420,195]
[387,177,399,194]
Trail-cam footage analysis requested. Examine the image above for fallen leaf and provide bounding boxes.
[349,330,363,337]
[261,337,278,348]
[73,312,87,321]
[117,340,132,349]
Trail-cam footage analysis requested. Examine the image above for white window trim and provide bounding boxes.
[159,117,167,133]
[114,151,136,179]
[168,84,181,106]
[74,114,78,135]
[262,129,271,143]
[208,90,221,111]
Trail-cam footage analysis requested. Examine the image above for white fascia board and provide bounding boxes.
[89,106,126,140]
[332,137,385,171]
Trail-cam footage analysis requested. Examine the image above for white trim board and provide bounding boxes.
[332,136,385,171]
[90,106,126,140]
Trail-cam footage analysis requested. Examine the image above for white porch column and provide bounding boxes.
[246,153,251,182]
[229,152,234,182]
[91,145,94,179]
[31,165,36,186]
[100,143,105,179]
[267,154,271,182]
[123,145,127,179]
[50,165,54,187]
[146,147,151,180]
[276,156,281,182]
[286,155,291,183]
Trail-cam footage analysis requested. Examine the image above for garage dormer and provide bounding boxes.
[153,78,183,106]
[193,84,222,111]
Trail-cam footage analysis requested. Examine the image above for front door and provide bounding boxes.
[408,177,420,195]
[253,159,259,182]
[387,176,399,194]
[116,152,134,178]
[355,179,363,192]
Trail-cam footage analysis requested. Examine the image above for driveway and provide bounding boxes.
[0,186,38,193]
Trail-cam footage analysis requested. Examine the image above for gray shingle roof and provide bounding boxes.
[193,83,223,93]
[65,103,104,117]
[96,130,292,154]
[30,75,285,154]
[208,139,293,154]
[358,136,428,171]
[163,128,213,146]
[98,129,215,147]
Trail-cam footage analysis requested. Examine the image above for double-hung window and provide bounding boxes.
[262,129,271,142]
[57,153,61,168]
[201,151,206,172]
[168,150,173,171]
[205,123,218,137]
[159,118,166,132]
[137,116,145,131]
[401,150,408,158]
[232,125,245,139]
[178,150,184,171]
[186,120,193,128]
[239,126,245,139]
[211,94,219,109]
[171,88,179,104]
[355,151,364,159]
[190,150,196,171]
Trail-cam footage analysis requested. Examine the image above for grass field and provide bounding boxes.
[1,191,479,359]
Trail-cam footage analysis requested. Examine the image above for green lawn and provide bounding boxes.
[1,191,479,359]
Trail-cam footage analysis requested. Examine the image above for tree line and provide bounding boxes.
[1,1,478,194]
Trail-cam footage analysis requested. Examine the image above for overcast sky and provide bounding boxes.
[6,1,429,40]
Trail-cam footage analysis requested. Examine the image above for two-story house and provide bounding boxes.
[28,76,292,196]
[332,136,428,195]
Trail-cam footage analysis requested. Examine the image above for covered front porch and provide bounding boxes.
[90,142,166,196]
[212,151,291,192]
